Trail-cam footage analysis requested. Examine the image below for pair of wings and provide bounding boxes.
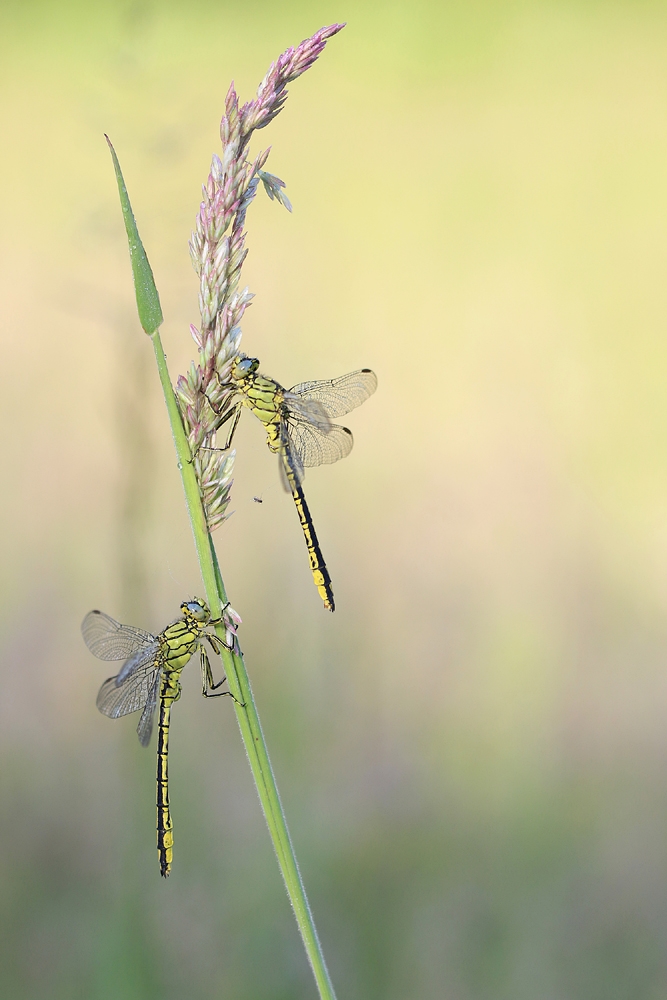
[82,610,161,747]
[279,369,377,489]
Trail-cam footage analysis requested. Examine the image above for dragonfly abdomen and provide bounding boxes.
[283,459,335,611]
[155,622,204,876]
[156,688,174,877]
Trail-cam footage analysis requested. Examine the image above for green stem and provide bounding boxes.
[151,330,337,1000]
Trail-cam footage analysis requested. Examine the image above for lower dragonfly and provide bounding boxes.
[82,598,240,877]
[210,355,377,612]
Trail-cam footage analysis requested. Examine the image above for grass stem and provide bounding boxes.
[151,328,337,1000]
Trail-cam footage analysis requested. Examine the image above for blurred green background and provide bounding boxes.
[2,0,667,997]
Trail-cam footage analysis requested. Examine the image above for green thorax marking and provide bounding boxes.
[158,614,206,704]
[160,619,203,671]
[236,372,285,452]
[238,374,283,421]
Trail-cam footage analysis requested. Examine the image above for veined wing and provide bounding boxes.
[96,643,161,722]
[82,610,156,661]
[288,369,377,419]
[282,392,331,432]
[278,421,304,491]
[284,414,353,476]
[136,671,162,747]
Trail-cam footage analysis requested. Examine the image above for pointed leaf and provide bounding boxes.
[105,135,163,335]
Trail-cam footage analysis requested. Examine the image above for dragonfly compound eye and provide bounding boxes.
[232,356,259,380]
[183,600,210,622]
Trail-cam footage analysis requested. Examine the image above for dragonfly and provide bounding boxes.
[82,598,240,877]
[209,355,377,612]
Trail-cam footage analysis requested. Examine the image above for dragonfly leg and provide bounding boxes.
[206,601,231,628]
[199,645,245,706]
[205,631,233,655]
[206,627,241,659]
[203,397,242,452]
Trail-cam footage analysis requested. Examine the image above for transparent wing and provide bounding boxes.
[136,671,161,747]
[82,610,156,661]
[117,643,159,683]
[285,416,354,472]
[96,643,161,724]
[278,422,304,491]
[282,393,331,432]
[288,369,377,419]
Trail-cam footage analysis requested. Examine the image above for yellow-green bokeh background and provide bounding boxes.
[3,1,667,997]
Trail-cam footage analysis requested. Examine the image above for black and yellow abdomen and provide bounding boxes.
[281,456,335,611]
[156,614,209,876]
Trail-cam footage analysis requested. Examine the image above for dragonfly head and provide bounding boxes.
[231,355,259,382]
[181,598,210,623]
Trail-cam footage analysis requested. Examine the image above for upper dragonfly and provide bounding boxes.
[210,355,377,611]
[82,598,239,877]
